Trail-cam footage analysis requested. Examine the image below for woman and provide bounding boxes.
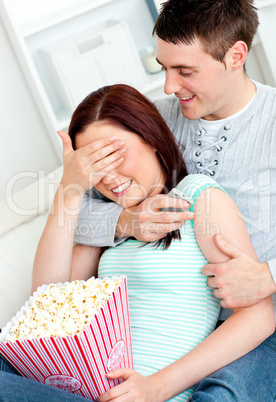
[1,84,274,402]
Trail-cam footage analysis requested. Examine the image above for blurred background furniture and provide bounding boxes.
[0,167,62,328]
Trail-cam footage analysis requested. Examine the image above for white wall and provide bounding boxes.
[0,18,61,201]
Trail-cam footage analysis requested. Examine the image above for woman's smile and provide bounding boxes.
[111,179,133,197]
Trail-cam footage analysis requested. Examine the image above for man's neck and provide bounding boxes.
[237,77,256,110]
[202,76,256,121]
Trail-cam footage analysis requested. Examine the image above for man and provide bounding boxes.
[74,0,276,399]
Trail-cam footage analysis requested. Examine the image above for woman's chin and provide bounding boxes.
[116,198,143,209]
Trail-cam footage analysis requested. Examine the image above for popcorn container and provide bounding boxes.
[0,276,133,400]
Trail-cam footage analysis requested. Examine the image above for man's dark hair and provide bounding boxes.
[153,0,259,62]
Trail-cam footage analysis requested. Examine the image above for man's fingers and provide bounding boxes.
[212,288,222,300]
[158,210,194,221]
[148,221,184,234]
[214,233,244,259]
[206,275,217,288]
[149,195,191,212]
[137,222,185,242]
[127,194,194,243]
[133,222,184,243]
[202,262,215,277]
[138,211,193,224]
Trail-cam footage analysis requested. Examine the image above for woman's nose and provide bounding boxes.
[101,172,118,185]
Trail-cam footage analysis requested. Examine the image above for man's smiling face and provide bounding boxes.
[156,37,238,121]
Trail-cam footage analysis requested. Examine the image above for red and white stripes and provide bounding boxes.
[0,276,133,400]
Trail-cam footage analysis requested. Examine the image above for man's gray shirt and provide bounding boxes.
[75,80,276,318]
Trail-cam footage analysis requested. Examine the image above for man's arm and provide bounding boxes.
[75,190,194,246]
[74,190,125,247]
[202,234,276,308]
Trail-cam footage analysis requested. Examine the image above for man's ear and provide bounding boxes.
[228,41,248,71]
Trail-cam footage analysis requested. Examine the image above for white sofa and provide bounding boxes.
[0,167,63,329]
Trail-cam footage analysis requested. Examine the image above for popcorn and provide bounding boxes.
[6,277,121,341]
[0,275,133,400]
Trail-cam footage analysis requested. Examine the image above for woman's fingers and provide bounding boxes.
[57,130,74,157]
[91,147,125,172]
[79,137,125,159]
[79,137,126,171]
[88,155,125,186]
[60,134,126,190]
[75,138,126,187]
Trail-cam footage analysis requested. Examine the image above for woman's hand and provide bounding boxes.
[97,368,161,402]
[58,131,125,194]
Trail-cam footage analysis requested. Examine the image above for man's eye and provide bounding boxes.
[179,71,193,77]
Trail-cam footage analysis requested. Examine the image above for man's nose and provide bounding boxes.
[164,71,182,95]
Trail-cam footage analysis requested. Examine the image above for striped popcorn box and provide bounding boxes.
[0,275,133,400]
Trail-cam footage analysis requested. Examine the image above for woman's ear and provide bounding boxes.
[229,40,248,71]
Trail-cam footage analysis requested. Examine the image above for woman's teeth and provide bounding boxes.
[112,179,133,194]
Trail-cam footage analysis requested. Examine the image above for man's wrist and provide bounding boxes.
[115,208,132,239]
